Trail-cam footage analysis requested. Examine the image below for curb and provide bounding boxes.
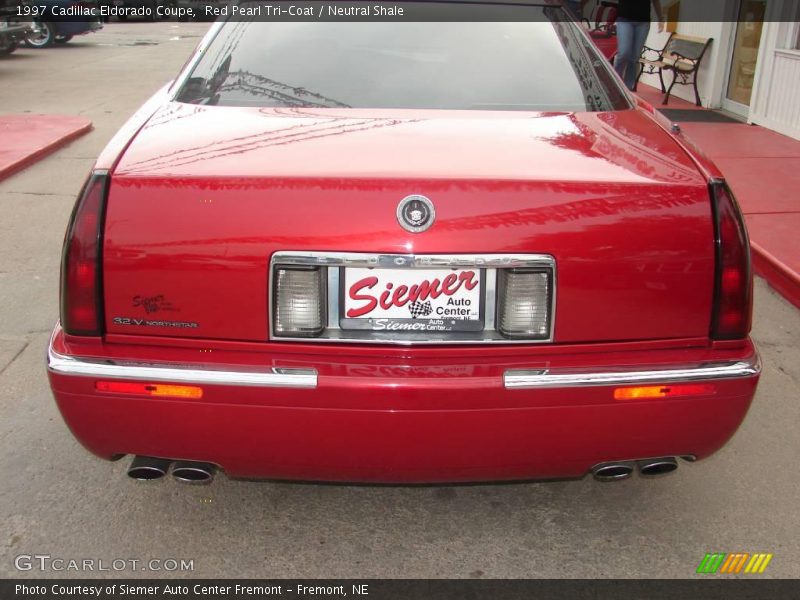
[752,241,800,310]
[0,116,93,182]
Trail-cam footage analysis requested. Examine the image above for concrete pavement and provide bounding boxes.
[1,23,799,579]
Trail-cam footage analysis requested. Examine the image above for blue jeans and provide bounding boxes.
[614,20,651,90]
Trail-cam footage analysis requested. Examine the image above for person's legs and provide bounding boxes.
[626,22,651,90]
[614,20,635,86]
[615,21,651,90]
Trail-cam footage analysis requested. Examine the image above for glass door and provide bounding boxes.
[723,0,768,116]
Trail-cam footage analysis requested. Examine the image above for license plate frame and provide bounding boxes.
[339,267,485,333]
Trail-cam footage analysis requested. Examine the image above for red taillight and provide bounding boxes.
[710,180,753,340]
[60,171,108,336]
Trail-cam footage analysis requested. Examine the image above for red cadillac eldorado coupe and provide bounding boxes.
[47,3,760,484]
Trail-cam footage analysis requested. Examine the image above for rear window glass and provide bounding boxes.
[177,6,629,112]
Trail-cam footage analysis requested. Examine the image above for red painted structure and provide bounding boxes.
[0,114,92,181]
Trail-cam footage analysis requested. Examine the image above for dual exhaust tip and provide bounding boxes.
[591,456,686,482]
[130,455,686,484]
[127,456,216,484]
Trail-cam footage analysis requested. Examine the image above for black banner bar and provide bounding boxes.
[5,0,800,23]
[2,580,800,600]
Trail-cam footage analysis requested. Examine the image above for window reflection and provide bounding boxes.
[178,12,628,112]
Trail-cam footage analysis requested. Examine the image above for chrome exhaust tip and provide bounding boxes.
[591,462,634,482]
[172,461,216,485]
[638,457,679,476]
[127,456,171,481]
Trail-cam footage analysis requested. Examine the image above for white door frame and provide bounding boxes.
[749,1,800,134]
[719,0,771,117]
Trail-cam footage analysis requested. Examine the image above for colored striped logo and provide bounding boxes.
[696,553,773,574]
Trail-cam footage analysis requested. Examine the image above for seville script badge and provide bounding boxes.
[397,195,435,233]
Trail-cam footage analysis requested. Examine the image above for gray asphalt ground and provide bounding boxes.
[1,23,799,580]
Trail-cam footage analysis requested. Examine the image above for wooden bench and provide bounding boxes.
[635,33,713,106]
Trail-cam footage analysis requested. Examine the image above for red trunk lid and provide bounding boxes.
[102,103,713,343]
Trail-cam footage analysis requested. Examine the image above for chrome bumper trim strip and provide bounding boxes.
[47,345,318,389]
[503,354,761,389]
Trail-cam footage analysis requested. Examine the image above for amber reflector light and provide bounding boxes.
[96,381,204,399]
[614,384,717,400]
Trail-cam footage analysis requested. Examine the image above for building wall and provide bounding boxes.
[635,1,800,141]
[750,18,800,139]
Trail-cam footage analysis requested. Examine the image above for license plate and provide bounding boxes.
[341,268,483,333]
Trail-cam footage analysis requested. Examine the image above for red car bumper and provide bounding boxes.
[47,326,760,483]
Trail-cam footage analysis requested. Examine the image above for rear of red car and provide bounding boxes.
[48,5,759,484]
